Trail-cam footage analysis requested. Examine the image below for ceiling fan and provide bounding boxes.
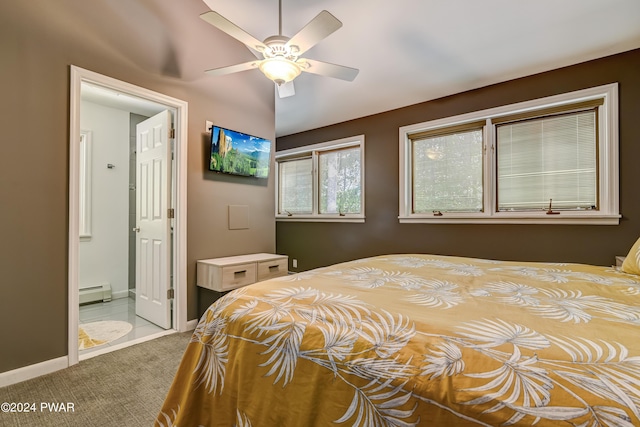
[200,0,359,98]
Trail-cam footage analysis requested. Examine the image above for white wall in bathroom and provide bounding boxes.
[79,100,129,299]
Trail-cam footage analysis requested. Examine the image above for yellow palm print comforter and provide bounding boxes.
[157,254,640,426]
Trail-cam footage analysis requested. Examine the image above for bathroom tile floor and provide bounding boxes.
[79,297,165,357]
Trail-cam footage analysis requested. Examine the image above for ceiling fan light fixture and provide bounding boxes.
[259,57,302,85]
[201,6,358,93]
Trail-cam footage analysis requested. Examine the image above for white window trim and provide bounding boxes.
[399,83,620,225]
[275,135,365,222]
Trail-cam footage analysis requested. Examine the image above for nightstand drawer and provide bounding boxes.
[220,263,256,291]
[197,253,289,292]
[257,258,288,281]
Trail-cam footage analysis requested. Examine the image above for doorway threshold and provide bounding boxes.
[80,329,176,361]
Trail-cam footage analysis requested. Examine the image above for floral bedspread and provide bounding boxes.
[157,254,640,426]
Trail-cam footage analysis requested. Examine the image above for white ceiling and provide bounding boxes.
[201,0,640,137]
[82,82,168,117]
[29,0,639,138]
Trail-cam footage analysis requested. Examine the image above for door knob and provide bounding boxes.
[133,227,140,232]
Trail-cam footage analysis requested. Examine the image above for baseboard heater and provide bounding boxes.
[79,283,112,304]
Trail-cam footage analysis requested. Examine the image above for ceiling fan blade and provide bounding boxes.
[205,60,261,76]
[301,58,359,81]
[277,81,295,98]
[286,10,342,55]
[200,11,267,52]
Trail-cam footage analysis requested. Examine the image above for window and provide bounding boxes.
[399,83,619,224]
[276,135,365,222]
[496,108,598,212]
[411,123,484,214]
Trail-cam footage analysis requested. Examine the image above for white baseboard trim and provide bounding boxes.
[111,290,130,300]
[0,356,68,388]
[185,319,199,331]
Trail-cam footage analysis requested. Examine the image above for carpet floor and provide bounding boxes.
[0,331,192,427]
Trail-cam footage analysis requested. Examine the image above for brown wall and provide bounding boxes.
[0,1,276,374]
[276,49,640,272]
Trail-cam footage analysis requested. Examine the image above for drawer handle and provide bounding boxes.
[234,270,247,276]
[268,265,280,270]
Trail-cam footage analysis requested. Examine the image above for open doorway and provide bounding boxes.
[77,97,171,356]
[68,66,188,365]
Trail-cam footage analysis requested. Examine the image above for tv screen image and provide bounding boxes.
[209,125,271,178]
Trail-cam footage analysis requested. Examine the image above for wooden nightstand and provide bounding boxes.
[196,253,288,292]
[616,256,626,267]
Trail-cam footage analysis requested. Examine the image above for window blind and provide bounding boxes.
[278,157,313,214]
[497,110,597,211]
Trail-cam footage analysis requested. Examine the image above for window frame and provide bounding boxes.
[399,83,619,225]
[275,135,365,222]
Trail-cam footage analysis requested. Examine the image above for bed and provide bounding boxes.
[157,249,640,426]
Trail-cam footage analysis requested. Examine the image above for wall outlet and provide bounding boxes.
[292,259,298,268]
[205,120,213,133]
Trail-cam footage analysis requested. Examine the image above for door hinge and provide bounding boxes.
[169,128,175,139]
[168,208,175,219]
[167,288,175,299]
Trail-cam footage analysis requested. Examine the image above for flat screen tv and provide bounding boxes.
[209,125,271,178]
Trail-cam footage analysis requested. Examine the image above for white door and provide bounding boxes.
[135,110,172,329]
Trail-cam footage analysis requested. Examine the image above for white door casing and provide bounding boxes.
[136,110,172,329]
[69,65,189,368]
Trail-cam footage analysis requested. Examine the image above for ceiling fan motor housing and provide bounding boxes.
[262,35,299,61]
